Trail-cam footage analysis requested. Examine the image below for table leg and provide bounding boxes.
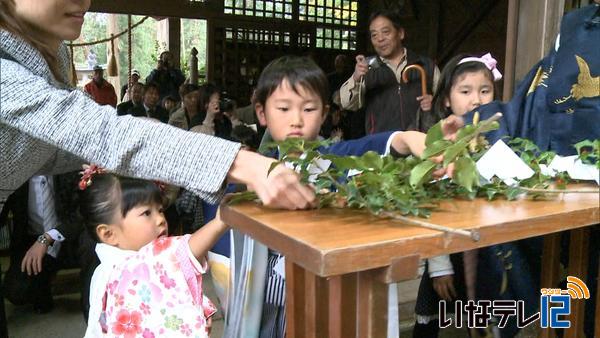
[565,227,589,338]
[539,232,562,338]
[595,258,599,338]
[356,268,388,338]
[285,261,388,338]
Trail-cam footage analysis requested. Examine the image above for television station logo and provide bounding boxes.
[439,275,590,329]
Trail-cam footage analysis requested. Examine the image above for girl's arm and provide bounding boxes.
[188,210,229,260]
[391,117,464,157]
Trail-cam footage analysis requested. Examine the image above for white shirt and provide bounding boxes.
[27,176,64,258]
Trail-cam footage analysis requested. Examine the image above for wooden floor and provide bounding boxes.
[2,261,540,338]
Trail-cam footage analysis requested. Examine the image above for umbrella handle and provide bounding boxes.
[401,64,428,97]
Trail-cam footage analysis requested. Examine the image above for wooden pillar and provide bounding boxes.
[512,0,564,83]
[168,18,181,69]
[427,0,441,61]
[595,258,600,338]
[157,18,182,68]
[502,0,519,101]
[206,18,215,83]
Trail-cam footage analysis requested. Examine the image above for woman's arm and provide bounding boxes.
[1,59,315,208]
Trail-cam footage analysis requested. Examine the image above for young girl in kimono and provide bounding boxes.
[80,167,228,338]
[412,53,502,337]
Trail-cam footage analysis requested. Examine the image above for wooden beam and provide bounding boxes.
[438,0,500,65]
[89,0,220,19]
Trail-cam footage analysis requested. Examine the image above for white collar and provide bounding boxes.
[95,243,136,265]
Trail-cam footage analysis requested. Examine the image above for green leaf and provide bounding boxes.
[452,156,479,192]
[505,186,522,200]
[258,141,279,154]
[443,140,468,167]
[267,161,280,176]
[537,151,556,165]
[455,125,476,142]
[228,191,259,204]
[425,121,444,146]
[409,160,437,187]
[358,151,384,170]
[422,139,453,159]
[322,155,360,171]
[574,140,594,154]
[477,120,500,134]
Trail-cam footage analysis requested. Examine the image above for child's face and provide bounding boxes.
[444,70,494,116]
[110,203,168,251]
[255,79,327,142]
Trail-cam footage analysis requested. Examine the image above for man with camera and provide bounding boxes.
[146,50,186,101]
[340,10,440,134]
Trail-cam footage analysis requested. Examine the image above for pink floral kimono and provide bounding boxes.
[85,235,216,338]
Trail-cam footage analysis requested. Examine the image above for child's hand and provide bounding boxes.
[206,316,212,335]
[429,156,456,179]
[432,274,457,301]
[441,115,464,142]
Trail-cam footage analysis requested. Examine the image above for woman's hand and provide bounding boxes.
[228,150,317,210]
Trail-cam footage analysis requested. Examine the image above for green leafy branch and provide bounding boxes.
[229,113,599,241]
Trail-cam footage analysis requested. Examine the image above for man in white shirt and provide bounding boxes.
[2,175,72,314]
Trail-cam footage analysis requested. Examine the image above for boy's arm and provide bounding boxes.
[390,131,426,157]
[321,132,396,156]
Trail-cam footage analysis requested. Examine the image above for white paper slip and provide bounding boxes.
[273,256,286,279]
[542,155,599,185]
[476,140,535,185]
[568,159,600,185]
[548,155,577,173]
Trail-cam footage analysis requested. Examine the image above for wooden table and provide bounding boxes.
[221,187,599,337]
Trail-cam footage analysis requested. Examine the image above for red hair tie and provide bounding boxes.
[153,181,166,194]
[79,164,106,190]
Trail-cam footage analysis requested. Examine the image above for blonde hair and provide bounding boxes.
[0,0,65,82]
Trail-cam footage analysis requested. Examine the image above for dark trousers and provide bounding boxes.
[2,234,59,308]
[0,261,8,338]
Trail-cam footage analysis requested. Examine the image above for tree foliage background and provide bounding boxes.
[72,13,207,91]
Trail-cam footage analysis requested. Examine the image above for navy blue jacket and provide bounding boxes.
[464,4,600,156]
